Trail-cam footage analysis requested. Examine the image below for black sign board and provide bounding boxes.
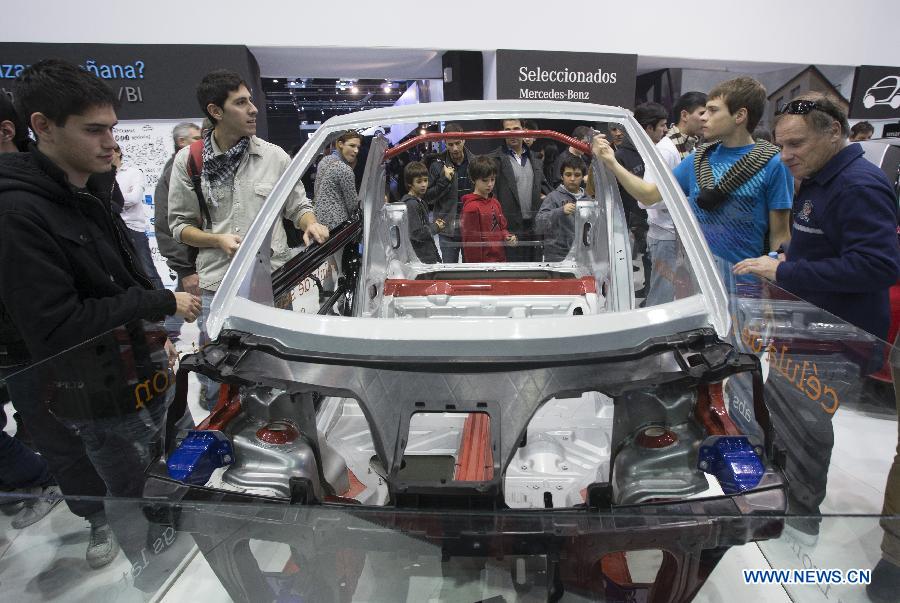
[849,65,900,120]
[496,49,637,109]
[883,122,900,138]
[0,43,266,133]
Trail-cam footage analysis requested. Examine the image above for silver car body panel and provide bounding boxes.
[206,100,729,356]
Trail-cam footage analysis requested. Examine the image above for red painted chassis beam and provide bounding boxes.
[454,413,494,482]
[383,277,597,297]
[383,130,591,160]
[694,382,741,437]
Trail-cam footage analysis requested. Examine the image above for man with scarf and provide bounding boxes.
[592,77,793,283]
[168,70,329,404]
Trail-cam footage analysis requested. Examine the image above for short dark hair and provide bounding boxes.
[571,125,592,140]
[634,102,668,128]
[673,91,707,123]
[469,155,497,181]
[14,59,118,129]
[196,69,249,122]
[444,122,464,134]
[404,161,429,189]
[752,126,773,142]
[850,121,874,137]
[559,154,587,176]
[336,129,362,144]
[708,76,767,133]
[522,119,538,130]
[0,93,29,151]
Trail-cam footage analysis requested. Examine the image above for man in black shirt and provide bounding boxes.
[426,122,476,263]
[614,103,669,296]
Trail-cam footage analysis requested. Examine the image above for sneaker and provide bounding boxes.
[867,558,900,603]
[11,485,62,529]
[783,516,820,547]
[86,520,120,569]
[0,490,27,511]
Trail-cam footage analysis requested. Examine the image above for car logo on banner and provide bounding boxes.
[863,76,900,110]
[850,66,900,119]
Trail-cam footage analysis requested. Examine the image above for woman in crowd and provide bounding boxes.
[314,130,362,230]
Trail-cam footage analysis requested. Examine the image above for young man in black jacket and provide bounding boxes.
[425,122,475,263]
[0,60,200,577]
[0,88,117,567]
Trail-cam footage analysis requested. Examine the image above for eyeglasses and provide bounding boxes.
[776,100,843,123]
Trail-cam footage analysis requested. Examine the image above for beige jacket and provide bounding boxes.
[168,135,313,291]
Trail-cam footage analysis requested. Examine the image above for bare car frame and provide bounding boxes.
[151,101,787,602]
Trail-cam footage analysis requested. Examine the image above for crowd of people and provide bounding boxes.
[0,58,898,599]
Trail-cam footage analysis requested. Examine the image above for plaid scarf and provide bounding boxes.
[201,129,250,206]
[667,125,698,160]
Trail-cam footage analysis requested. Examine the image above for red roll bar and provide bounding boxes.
[383,129,592,160]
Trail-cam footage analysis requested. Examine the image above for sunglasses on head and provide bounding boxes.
[776,100,842,122]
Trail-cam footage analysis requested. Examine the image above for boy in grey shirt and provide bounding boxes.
[535,156,590,261]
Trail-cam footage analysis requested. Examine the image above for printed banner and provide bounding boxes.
[0,42,264,125]
[496,49,637,108]
[114,119,202,289]
[849,65,900,120]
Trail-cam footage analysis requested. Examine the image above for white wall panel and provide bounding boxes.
[7,1,900,68]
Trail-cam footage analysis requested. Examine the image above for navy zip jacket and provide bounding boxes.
[775,143,900,339]
[0,148,176,361]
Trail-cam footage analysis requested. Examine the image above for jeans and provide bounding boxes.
[881,331,900,566]
[127,228,165,291]
[162,279,185,342]
[62,390,169,498]
[439,234,460,264]
[62,386,172,563]
[645,238,677,307]
[0,415,52,490]
[505,223,542,262]
[0,365,105,517]
[196,289,222,409]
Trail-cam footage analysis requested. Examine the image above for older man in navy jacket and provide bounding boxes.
[734,94,900,340]
[734,93,900,554]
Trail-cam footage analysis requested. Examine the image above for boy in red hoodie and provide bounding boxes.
[460,155,517,262]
